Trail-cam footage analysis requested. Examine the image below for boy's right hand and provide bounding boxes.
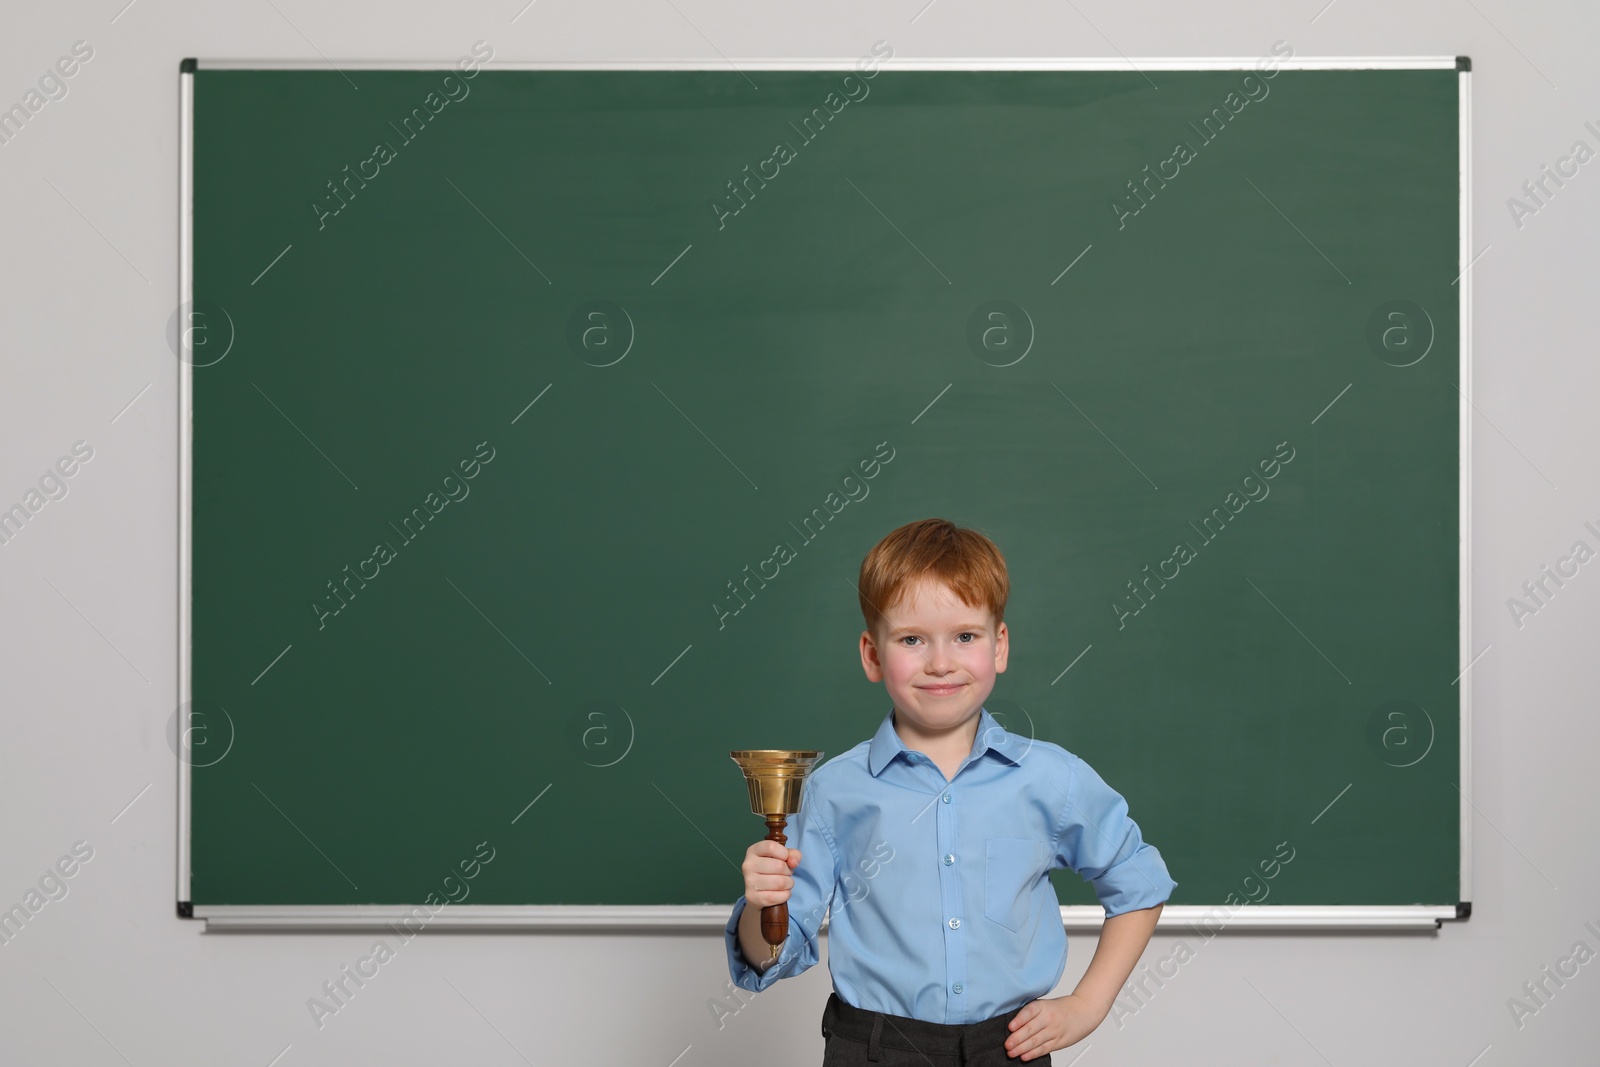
[742,840,801,908]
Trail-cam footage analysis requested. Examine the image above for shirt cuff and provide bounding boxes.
[1094,844,1178,917]
[724,895,806,992]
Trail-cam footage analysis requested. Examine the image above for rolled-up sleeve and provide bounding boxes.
[1052,754,1176,917]
[724,782,840,992]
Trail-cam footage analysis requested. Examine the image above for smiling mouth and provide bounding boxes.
[919,683,966,695]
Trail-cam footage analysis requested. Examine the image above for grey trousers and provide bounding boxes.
[820,991,1053,1067]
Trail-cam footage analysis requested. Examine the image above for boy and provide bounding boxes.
[725,518,1176,1064]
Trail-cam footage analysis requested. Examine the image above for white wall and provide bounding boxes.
[2,2,1597,1064]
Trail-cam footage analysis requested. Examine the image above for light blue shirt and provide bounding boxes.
[724,705,1176,1024]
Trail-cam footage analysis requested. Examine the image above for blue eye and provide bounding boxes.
[900,636,921,646]
[957,633,975,643]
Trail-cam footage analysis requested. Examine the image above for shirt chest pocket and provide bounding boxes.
[984,837,1046,932]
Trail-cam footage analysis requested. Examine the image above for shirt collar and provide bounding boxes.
[867,704,1024,776]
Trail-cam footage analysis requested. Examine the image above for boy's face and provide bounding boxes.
[859,575,1008,738]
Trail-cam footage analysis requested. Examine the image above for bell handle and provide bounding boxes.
[760,813,790,955]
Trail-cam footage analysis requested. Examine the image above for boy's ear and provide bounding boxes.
[993,620,1009,673]
[859,629,885,682]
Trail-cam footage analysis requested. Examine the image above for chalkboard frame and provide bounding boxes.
[177,55,1473,930]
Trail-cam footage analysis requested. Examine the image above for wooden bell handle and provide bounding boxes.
[761,813,790,950]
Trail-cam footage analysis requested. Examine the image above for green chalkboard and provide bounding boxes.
[184,61,1466,916]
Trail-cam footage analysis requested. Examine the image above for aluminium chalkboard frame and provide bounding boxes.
[177,55,1473,930]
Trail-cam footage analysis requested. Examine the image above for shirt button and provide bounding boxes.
[948,917,960,929]
[941,793,951,803]
[943,854,954,865]
[953,982,965,994]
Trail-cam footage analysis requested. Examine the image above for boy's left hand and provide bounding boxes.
[1003,994,1104,1061]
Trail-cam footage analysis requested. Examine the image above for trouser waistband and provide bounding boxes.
[821,990,1027,1062]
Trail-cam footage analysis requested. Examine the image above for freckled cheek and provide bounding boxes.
[959,649,993,677]
[885,651,922,685]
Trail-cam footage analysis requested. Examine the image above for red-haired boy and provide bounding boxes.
[727,518,1175,1064]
